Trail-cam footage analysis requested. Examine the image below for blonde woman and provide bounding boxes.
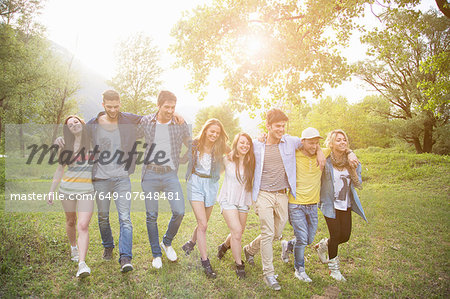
[316,129,367,281]
[182,119,230,278]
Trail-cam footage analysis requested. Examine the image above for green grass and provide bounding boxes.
[0,149,449,298]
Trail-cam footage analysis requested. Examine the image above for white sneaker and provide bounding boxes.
[71,246,79,262]
[152,256,162,269]
[294,269,312,282]
[281,240,289,263]
[328,256,346,282]
[330,269,346,281]
[314,238,329,264]
[76,262,91,278]
[264,275,281,291]
[160,241,178,262]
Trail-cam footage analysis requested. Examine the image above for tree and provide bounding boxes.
[0,0,80,152]
[170,0,370,111]
[109,33,163,116]
[0,0,45,143]
[0,0,43,28]
[288,96,392,149]
[38,51,80,141]
[193,104,241,142]
[417,51,450,113]
[170,0,426,112]
[355,9,449,153]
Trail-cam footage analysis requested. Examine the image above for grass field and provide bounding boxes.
[0,149,449,298]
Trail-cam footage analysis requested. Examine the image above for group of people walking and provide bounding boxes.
[48,89,367,290]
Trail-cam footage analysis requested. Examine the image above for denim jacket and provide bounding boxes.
[185,139,222,182]
[319,157,368,222]
[252,134,302,202]
[86,112,142,177]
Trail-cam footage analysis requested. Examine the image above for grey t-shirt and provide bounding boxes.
[260,144,290,191]
[152,121,175,170]
[94,125,128,179]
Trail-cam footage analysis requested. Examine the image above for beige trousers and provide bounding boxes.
[246,191,288,276]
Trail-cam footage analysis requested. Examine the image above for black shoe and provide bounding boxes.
[217,243,229,259]
[103,247,113,260]
[182,240,195,256]
[243,245,255,266]
[201,258,217,279]
[235,261,246,279]
[120,257,133,273]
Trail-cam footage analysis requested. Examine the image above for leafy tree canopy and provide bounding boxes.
[109,33,163,116]
[170,0,422,111]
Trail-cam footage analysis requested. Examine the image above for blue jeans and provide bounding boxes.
[94,176,133,262]
[288,203,318,271]
[141,170,185,257]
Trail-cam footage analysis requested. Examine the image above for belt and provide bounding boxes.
[261,189,287,194]
[193,171,212,179]
[146,164,172,174]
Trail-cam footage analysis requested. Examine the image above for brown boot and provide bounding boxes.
[235,261,246,279]
[217,243,229,259]
[201,258,217,279]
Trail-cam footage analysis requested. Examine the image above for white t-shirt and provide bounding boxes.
[333,167,351,211]
[152,120,175,170]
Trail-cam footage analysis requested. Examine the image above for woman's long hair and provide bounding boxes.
[227,133,255,192]
[194,118,230,158]
[324,129,349,151]
[324,129,361,189]
[60,115,90,165]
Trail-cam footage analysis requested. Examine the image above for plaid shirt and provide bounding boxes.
[137,113,191,176]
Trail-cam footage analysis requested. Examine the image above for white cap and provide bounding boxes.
[301,127,322,140]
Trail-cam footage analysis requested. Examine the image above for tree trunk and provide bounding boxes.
[412,136,423,154]
[51,52,75,142]
[436,0,450,18]
[422,118,434,153]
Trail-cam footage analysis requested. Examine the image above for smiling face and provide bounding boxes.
[158,99,176,123]
[205,124,221,144]
[102,99,121,120]
[267,121,286,142]
[332,132,348,154]
[302,137,320,157]
[66,117,83,135]
[236,135,251,157]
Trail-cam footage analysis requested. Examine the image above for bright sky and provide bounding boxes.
[38,0,438,135]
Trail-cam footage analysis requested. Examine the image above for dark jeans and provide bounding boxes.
[324,208,352,259]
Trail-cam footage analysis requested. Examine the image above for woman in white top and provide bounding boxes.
[216,133,255,279]
[316,129,366,282]
[48,115,94,278]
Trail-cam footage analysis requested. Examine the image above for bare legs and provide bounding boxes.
[190,201,214,260]
[62,198,94,262]
[222,209,248,264]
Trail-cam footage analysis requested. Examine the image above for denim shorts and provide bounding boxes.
[187,174,219,208]
[219,201,250,213]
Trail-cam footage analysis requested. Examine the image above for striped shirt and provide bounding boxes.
[59,157,94,194]
[260,144,289,191]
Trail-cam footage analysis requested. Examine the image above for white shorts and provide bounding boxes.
[219,201,250,213]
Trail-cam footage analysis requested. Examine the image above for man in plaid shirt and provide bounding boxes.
[137,90,191,269]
